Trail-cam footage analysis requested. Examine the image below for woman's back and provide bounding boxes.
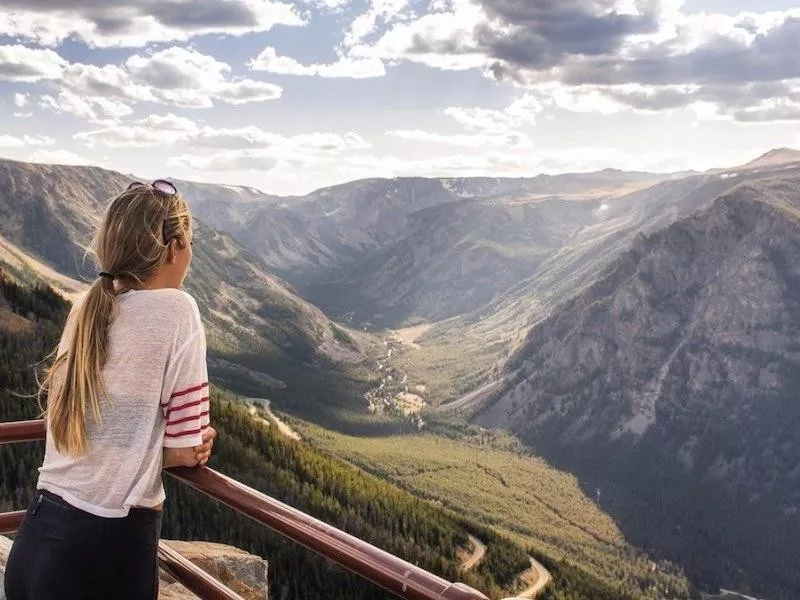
[37,288,209,518]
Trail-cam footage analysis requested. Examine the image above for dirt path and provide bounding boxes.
[390,324,432,349]
[503,557,552,599]
[437,379,504,413]
[460,535,487,571]
[245,398,302,441]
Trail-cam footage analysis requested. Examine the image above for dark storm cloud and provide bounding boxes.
[0,0,296,40]
[474,0,660,70]
[559,17,800,87]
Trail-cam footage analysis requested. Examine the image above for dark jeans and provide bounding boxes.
[4,490,162,600]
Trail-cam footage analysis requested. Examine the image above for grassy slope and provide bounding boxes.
[298,422,693,600]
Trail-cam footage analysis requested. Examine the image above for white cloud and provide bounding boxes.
[14,92,28,107]
[445,94,542,134]
[35,47,283,121]
[13,112,32,118]
[140,113,200,133]
[350,5,488,70]
[73,115,374,164]
[0,0,304,48]
[250,47,386,78]
[342,0,409,48]
[27,148,94,166]
[388,129,534,149]
[0,45,66,82]
[62,63,155,103]
[214,79,283,104]
[41,90,134,124]
[168,150,281,172]
[0,134,56,147]
[74,125,169,149]
[124,47,282,106]
[0,135,25,148]
[386,94,539,150]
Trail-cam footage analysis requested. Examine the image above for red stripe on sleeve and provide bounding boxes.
[166,397,209,417]
[165,382,209,404]
[167,410,210,427]
[164,424,210,438]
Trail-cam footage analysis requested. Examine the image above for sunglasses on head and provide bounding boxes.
[127,179,178,197]
[126,179,184,246]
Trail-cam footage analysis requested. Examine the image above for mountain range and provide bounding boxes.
[3,148,800,598]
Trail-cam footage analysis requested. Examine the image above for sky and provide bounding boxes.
[0,0,799,195]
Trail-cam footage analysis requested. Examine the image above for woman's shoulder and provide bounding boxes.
[118,288,202,332]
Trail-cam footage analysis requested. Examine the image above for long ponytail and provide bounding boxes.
[45,276,116,455]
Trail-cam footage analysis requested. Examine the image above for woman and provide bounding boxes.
[4,180,217,600]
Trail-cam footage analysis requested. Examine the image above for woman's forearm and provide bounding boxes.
[162,446,198,469]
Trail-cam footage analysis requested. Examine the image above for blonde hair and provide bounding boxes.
[42,184,192,456]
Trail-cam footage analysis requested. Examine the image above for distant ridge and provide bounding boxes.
[742,147,800,169]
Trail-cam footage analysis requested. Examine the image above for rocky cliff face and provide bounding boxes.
[477,178,800,598]
[0,536,269,600]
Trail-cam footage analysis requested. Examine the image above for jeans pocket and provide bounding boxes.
[14,494,45,539]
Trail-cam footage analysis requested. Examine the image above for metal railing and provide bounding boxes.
[0,419,489,600]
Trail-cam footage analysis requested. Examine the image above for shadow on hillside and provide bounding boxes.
[532,437,800,600]
[209,349,413,437]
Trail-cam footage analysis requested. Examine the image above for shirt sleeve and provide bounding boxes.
[160,328,211,448]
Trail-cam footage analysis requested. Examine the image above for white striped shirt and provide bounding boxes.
[37,288,210,518]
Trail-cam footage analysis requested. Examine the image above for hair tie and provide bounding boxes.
[98,272,115,280]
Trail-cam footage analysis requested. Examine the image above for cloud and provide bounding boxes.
[14,93,28,107]
[342,0,409,48]
[249,47,386,78]
[0,45,66,82]
[73,115,374,165]
[61,63,155,103]
[350,5,488,70]
[473,0,662,72]
[388,129,534,149]
[168,150,281,172]
[35,47,282,121]
[350,2,800,122]
[124,47,282,106]
[41,90,135,124]
[0,135,25,148]
[0,0,304,48]
[27,148,94,166]
[386,93,540,149]
[445,94,543,134]
[0,134,56,147]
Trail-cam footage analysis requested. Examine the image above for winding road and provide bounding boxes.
[505,556,552,599]
[459,535,551,599]
[245,398,302,441]
[461,535,487,571]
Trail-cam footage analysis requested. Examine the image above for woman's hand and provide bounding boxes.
[193,427,217,466]
[162,427,217,468]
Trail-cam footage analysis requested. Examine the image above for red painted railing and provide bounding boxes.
[0,419,489,600]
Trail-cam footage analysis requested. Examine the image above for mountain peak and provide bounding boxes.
[743,147,800,168]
